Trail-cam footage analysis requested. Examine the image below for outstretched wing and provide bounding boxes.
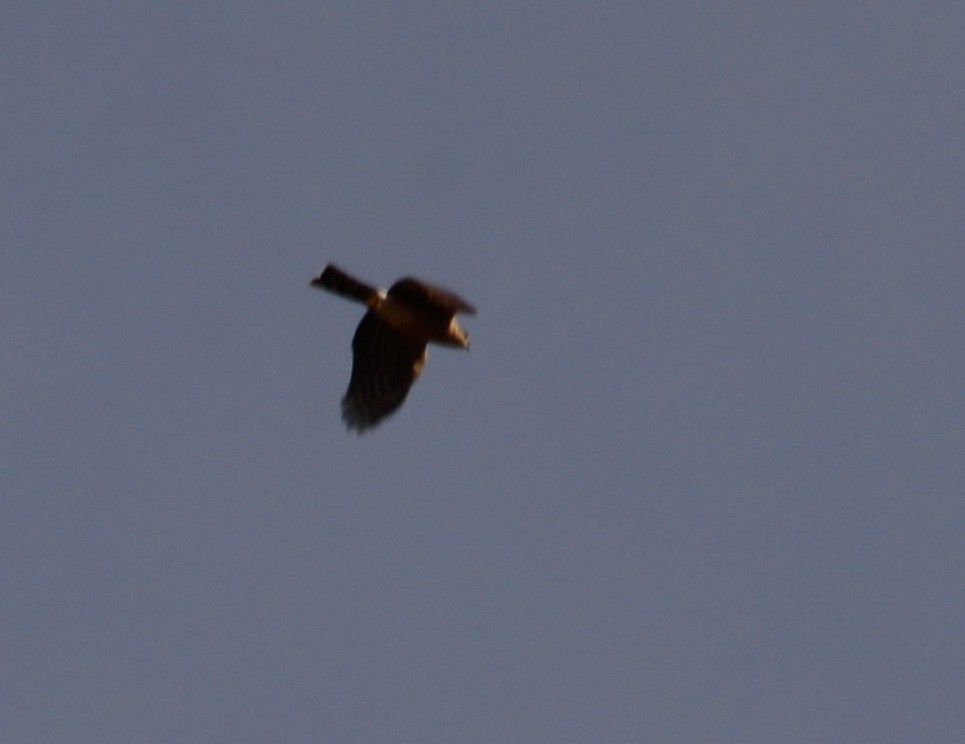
[341,311,428,432]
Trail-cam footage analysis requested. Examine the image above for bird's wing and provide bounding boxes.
[387,277,476,316]
[341,311,428,432]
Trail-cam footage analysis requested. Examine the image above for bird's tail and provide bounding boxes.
[311,264,380,306]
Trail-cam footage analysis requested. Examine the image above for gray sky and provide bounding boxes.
[3,3,964,742]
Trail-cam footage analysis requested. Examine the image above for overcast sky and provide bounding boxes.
[3,3,964,742]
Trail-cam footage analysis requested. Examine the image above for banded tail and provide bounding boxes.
[311,264,380,306]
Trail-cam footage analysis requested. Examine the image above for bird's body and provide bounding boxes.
[311,264,475,432]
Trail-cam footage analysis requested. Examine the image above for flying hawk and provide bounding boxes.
[311,263,475,432]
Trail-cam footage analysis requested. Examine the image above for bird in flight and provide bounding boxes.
[311,263,476,433]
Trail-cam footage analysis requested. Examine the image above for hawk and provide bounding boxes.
[311,263,476,432]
